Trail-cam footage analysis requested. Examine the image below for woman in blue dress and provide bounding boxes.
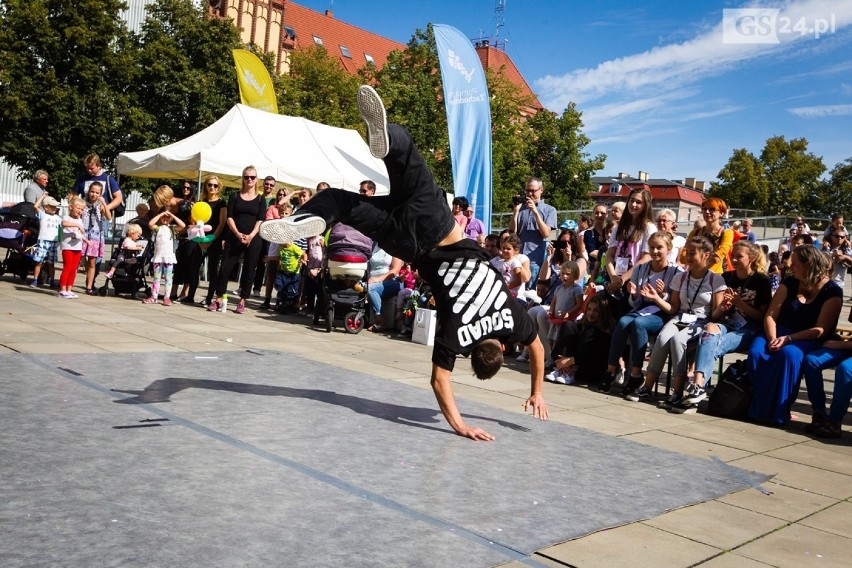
[747,245,842,425]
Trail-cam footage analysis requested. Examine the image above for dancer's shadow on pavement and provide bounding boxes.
[113,377,530,435]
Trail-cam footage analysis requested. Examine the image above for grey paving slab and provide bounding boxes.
[1,350,770,567]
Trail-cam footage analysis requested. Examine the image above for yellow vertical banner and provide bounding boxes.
[232,49,278,113]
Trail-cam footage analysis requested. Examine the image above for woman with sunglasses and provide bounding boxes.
[198,175,227,306]
[682,197,733,274]
[207,166,265,314]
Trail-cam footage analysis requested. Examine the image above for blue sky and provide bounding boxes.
[298,0,852,183]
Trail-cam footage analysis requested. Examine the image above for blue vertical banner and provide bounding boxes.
[433,24,493,233]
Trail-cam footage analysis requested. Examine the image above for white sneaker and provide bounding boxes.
[614,367,626,386]
[545,370,559,383]
[516,351,529,363]
[357,85,389,158]
[556,371,575,385]
[259,213,326,245]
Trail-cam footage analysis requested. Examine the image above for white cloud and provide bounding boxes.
[535,0,852,131]
[788,104,852,117]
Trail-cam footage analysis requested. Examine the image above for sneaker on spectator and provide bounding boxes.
[625,384,652,402]
[621,374,644,396]
[544,370,560,383]
[614,367,626,386]
[595,371,617,393]
[682,382,707,405]
[555,371,574,385]
[659,393,685,410]
[516,350,529,363]
[670,401,699,414]
[29,279,38,288]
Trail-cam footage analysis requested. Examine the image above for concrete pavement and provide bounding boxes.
[1,276,850,567]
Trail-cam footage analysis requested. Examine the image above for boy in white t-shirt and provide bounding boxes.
[31,194,62,288]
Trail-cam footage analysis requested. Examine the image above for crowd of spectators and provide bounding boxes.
[7,165,851,439]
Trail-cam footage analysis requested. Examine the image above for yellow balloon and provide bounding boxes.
[191,201,212,223]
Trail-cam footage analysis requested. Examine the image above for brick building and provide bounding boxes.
[208,0,541,107]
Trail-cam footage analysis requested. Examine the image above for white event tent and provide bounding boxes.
[116,104,389,193]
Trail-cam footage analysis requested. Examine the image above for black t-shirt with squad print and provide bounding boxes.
[413,239,536,371]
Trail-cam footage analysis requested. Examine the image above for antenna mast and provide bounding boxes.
[494,0,506,50]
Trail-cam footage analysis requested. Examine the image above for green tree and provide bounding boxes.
[277,45,362,128]
[712,148,769,210]
[816,158,852,218]
[0,0,145,190]
[134,0,245,146]
[522,103,605,211]
[487,68,535,212]
[370,26,452,189]
[760,135,825,214]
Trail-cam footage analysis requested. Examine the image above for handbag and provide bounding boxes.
[707,359,752,419]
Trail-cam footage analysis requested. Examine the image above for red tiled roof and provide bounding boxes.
[592,180,706,207]
[475,45,542,109]
[282,4,405,72]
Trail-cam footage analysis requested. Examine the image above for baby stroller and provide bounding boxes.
[97,239,153,299]
[313,223,371,333]
[0,202,40,282]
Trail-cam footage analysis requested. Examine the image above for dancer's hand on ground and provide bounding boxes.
[457,424,495,441]
[524,393,549,421]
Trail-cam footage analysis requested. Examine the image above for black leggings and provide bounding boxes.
[215,234,262,300]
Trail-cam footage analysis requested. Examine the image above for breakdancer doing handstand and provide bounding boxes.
[260,86,548,441]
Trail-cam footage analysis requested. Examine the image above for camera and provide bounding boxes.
[552,240,568,250]
[511,194,526,206]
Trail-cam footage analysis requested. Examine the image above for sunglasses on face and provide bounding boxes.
[243,175,256,181]
[702,207,718,213]
[206,183,219,188]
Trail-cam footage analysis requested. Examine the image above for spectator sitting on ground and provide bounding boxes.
[547,293,615,385]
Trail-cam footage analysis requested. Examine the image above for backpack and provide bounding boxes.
[105,174,126,217]
[707,360,752,419]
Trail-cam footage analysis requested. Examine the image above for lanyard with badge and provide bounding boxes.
[679,271,708,325]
